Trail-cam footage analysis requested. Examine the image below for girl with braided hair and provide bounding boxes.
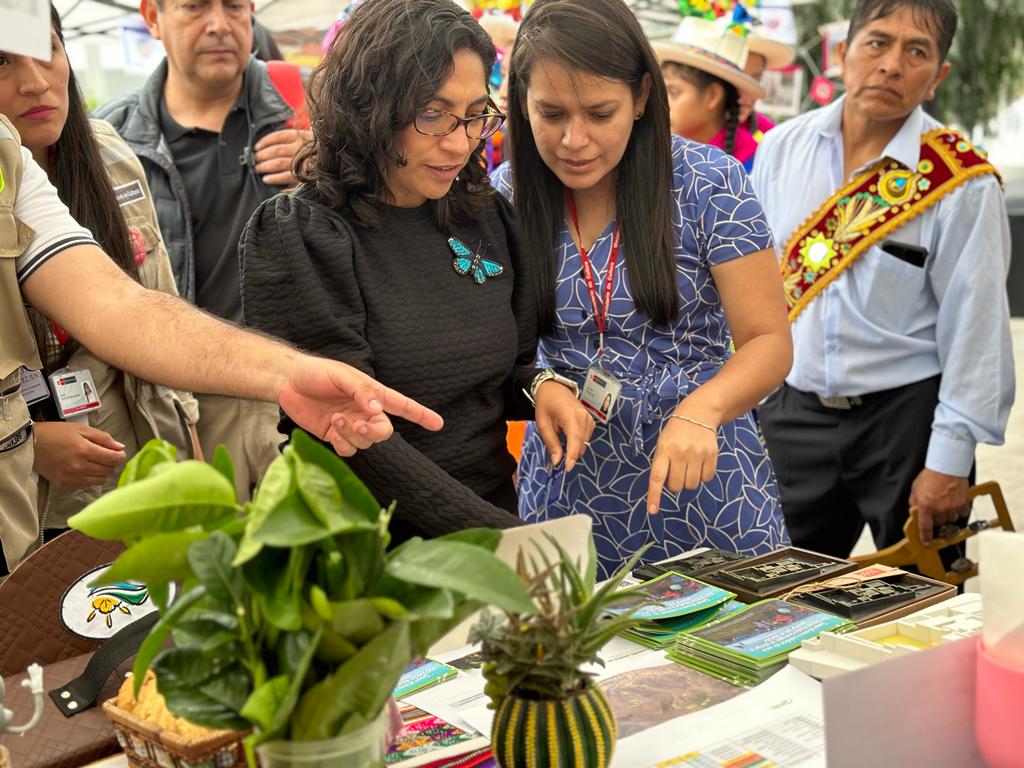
[654,17,765,171]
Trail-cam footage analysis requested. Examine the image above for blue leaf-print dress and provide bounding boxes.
[491,135,789,580]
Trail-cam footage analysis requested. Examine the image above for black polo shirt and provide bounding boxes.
[159,90,264,323]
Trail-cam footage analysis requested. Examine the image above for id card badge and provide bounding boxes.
[580,366,621,424]
[19,368,51,405]
[48,368,102,420]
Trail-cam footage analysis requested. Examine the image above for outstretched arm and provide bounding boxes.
[21,245,443,456]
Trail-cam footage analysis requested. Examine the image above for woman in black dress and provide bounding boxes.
[241,0,592,539]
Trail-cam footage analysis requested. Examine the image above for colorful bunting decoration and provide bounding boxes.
[468,0,529,20]
[678,0,731,20]
[679,0,760,28]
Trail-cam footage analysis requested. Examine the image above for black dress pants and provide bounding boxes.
[758,375,958,558]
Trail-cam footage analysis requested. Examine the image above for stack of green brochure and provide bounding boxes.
[606,572,737,649]
[392,657,459,699]
[668,599,855,685]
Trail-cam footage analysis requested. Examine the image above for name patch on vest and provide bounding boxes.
[0,422,32,454]
[114,179,146,207]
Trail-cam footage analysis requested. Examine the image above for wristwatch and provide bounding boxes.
[529,369,580,401]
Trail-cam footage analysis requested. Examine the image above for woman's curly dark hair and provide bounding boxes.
[296,0,496,231]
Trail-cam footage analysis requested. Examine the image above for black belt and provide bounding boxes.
[814,394,862,410]
[788,375,941,411]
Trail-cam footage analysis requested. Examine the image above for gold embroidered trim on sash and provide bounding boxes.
[780,128,1001,323]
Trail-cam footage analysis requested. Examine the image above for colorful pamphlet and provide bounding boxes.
[418,748,495,768]
[386,704,489,767]
[609,571,737,649]
[609,571,736,620]
[394,658,459,700]
[623,599,747,650]
[669,599,855,685]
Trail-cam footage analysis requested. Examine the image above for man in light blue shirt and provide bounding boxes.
[752,0,1014,558]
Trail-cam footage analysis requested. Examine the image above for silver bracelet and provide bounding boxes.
[670,414,717,434]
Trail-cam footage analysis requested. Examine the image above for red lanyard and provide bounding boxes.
[50,320,71,347]
[566,190,619,355]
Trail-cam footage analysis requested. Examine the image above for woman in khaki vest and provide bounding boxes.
[0,6,200,538]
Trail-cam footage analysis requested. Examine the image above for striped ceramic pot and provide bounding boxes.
[491,683,617,768]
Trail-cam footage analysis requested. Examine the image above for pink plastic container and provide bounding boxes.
[975,638,1024,768]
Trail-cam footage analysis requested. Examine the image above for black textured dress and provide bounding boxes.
[241,184,538,539]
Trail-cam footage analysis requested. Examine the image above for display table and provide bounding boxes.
[86,758,127,768]
[18,522,1019,768]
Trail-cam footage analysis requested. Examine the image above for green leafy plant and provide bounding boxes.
[470,537,648,707]
[69,430,535,763]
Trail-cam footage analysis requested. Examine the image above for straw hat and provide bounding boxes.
[746,32,796,70]
[653,17,766,100]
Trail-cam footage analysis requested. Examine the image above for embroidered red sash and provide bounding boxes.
[780,128,1000,323]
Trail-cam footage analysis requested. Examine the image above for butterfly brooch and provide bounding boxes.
[448,237,504,285]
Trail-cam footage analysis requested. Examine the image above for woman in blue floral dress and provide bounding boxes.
[493,0,793,579]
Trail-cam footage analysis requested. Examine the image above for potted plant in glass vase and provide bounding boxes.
[470,539,648,768]
[68,430,535,768]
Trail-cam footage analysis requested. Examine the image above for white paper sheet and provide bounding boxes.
[0,0,50,59]
[613,666,825,768]
[401,644,491,733]
[401,671,487,735]
[980,530,1024,668]
[455,655,823,767]
[823,635,985,768]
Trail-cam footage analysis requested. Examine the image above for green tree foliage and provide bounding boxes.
[942,0,1024,133]
[794,0,1024,133]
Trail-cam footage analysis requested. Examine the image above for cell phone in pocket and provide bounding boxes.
[881,239,928,268]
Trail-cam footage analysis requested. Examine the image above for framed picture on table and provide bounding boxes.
[820,19,851,78]
[757,64,805,118]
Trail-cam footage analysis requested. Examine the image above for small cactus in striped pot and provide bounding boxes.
[470,536,649,768]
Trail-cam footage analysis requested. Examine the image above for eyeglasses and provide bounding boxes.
[414,104,506,140]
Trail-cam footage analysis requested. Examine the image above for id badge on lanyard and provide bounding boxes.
[567,190,622,424]
[48,367,102,421]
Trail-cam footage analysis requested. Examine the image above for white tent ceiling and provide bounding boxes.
[53,0,820,39]
[53,0,137,40]
[53,0,353,38]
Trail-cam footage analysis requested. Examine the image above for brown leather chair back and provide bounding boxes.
[0,531,123,678]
